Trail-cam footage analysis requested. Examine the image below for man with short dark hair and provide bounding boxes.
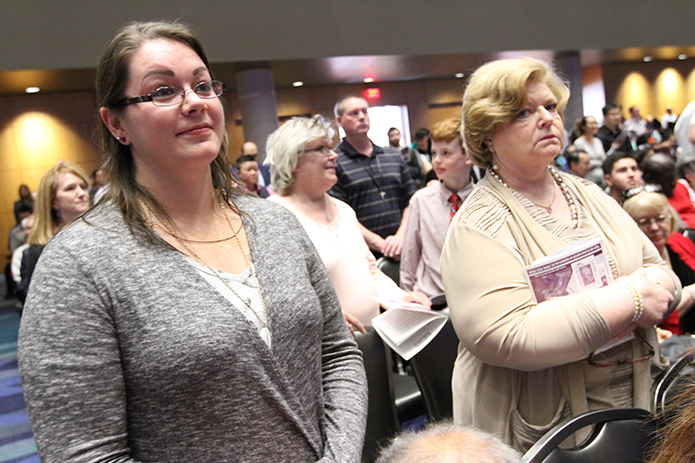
[623,105,648,139]
[236,155,273,198]
[330,95,417,259]
[567,149,591,179]
[401,128,430,188]
[241,140,271,188]
[602,151,642,203]
[387,127,401,150]
[597,103,632,154]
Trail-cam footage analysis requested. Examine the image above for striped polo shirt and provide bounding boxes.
[329,139,417,238]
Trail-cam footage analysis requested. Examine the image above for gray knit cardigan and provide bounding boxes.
[18,195,368,463]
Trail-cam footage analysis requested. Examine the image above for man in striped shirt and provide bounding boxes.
[329,95,417,260]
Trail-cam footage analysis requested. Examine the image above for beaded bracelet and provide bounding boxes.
[625,281,643,323]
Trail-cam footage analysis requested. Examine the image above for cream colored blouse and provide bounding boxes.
[441,171,679,452]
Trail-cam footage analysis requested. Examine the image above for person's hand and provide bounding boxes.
[343,311,366,338]
[401,291,431,309]
[656,327,673,342]
[382,234,403,260]
[625,267,673,329]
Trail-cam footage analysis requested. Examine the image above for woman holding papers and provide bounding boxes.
[441,57,680,453]
[266,115,430,328]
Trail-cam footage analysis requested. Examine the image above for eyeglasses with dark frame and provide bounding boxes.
[115,80,225,107]
[587,332,654,367]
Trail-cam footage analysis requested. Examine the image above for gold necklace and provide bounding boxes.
[142,198,270,345]
[488,166,579,228]
[532,184,557,213]
[159,224,242,243]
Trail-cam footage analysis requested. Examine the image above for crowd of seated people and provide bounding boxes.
[11,31,695,462]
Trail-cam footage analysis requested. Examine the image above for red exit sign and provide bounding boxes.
[364,88,380,99]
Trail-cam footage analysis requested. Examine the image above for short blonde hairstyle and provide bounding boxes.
[622,191,681,235]
[265,115,335,195]
[430,118,463,146]
[30,161,90,246]
[462,57,570,169]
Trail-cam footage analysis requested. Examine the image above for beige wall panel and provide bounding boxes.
[406,102,429,137]
[426,79,466,106]
[277,87,311,117]
[0,129,21,173]
[309,87,341,118]
[428,106,463,128]
[603,59,695,117]
[686,69,695,105]
[0,171,19,216]
[402,80,428,105]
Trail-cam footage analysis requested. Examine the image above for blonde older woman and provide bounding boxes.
[441,58,680,452]
[266,115,430,328]
[623,189,695,334]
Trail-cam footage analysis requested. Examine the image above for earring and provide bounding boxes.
[116,136,126,144]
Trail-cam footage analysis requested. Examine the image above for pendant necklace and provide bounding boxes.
[532,184,557,213]
[488,165,579,229]
[142,198,271,346]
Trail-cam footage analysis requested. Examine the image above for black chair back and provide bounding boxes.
[522,408,656,463]
[376,257,400,286]
[683,228,695,247]
[410,316,458,422]
[355,327,400,463]
[654,350,695,424]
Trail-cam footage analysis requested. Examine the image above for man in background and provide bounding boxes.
[236,155,273,198]
[567,149,591,179]
[623,105,648,140]
[597,103,633,154]
[602,151,642,203]
[661,106,678,130]
[242,141,272,188]
[387,127,402,150]
[330,94,417,259]
[402,128,431,188]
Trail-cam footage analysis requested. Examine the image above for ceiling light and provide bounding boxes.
[679,54,687,60]
[293,81,303,87]
[643,56,653,62]
[25,87,40,93]
[455,73,464,78]
[363,77,374,83]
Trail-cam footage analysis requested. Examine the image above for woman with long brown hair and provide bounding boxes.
[18,21,366,462]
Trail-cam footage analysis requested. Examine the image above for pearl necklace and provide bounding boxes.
[488,165,579,229]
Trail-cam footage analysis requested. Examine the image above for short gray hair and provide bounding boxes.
[265,115,335,195]
[376,422,522,463]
